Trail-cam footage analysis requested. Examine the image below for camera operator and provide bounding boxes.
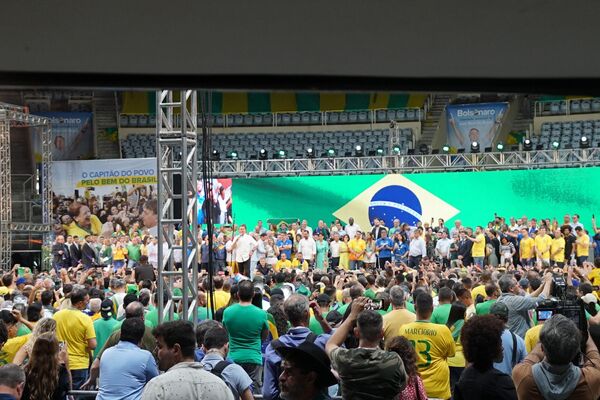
[513,314,600,399]
[496,272,553,338]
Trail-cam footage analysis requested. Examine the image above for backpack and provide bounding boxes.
[208,360,239,399]
[270,332,318,352]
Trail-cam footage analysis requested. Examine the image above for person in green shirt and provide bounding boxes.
[126,237,142,268]
[222,280,269,393]
[309,294,331,334]
[363,275,378,300]
[430,287,454,324]
[92,299,120,358]
[475,283,499,315]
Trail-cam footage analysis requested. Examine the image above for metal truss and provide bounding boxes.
[9,223,52,232]
[0,103,51,270]
[210,148,600,178]
[156,90,199,325]
[0,113,10,269]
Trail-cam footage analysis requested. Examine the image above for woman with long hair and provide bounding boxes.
[364,232,376,269]
[13,318,58,366]
[387,336,428,400]
[22,332,70,400]
[446,301,467,394]
[338,234,350,270]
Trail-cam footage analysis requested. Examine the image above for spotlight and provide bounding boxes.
[211,149,220,160]
[327,148,335,157]
[523,138,533,151]
[306,148,314,158]
[419,144,429,155]
[392,146,401,155]
[355,145,363,157]
[470,141,480,153]
[442,145,450,153]
[229,151,238,160]
[376,148,384,155]
[277,150,286,159]
[581,136,590,149]
[552,141,560,149]
[496,143,504,151]
[259,148,268,160]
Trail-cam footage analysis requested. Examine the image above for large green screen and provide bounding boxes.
[232,167,600,229]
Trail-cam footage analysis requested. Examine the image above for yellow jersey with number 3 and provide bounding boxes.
[399,320,456,399]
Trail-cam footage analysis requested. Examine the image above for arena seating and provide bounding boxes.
[119,108,421,129]
[537,119,600,149]
[121,127,415,159]
[536,98,600,116]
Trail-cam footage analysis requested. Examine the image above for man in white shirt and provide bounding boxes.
[435,231,452,270]
[231,224,257,277]
[345,217,361,239]
[571,214,584,230]
[298,230,317,267]
[296,220,313,237]
[407,228,426,269]
[329,232,341,268]
[449,219,463,238]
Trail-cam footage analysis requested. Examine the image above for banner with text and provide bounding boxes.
[232,167,600,230]
[446,102,508,150]
[51,158,157,238]
[33,112,94,161]
[51,158,233,238]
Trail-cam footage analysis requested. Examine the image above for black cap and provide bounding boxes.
[276,342,338,388]
[100,299,114,319]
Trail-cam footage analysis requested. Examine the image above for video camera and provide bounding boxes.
[535,273,588,355]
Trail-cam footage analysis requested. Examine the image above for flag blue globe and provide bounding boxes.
[368,185,423,227]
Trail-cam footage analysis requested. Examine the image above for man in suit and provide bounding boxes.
[68,235,82,267]
[457,229,474,266]
[81,235,98,269]
[52,235,70,272]
[371,218,388,240]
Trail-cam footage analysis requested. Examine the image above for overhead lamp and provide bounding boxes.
[229,151,238,160]
[211,149,220,160]
[306,147,314,158]
[376,148,384,155]
[392,146,401,155]
[355,145,363,157]
[552,141,560,149]
[277,150,286,159]
[470,141,480,153]
[523,138,533,151]
[581,136,590,149]
[442,145,450,153]
[419,144,429,155]
[327,148,335,157]
[259,148,268,160]
[496,142,504,151]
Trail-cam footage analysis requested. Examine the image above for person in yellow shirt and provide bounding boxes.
[206,275,231,311]
[64,202,102,237]
[519,229,535,267]
[470,271,493,302]
[575,226,590,266]
[290,252,309,271]
[524,323,543,353]
[399,293,455,400]
[338,235,350,270]
[382,286,416,346]
[53,287,96,390]
[587,258,600,300]
[534,227,553,266]
[348,231,366,271]
[274,252,292,272]
[550,229,566,268]
[467,226,486,268]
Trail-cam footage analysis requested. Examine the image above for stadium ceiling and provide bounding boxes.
[1,0,600,93]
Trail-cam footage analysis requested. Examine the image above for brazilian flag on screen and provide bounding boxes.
[232,167,600,229]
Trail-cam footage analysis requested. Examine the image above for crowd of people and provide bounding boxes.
[0,213,598,399]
